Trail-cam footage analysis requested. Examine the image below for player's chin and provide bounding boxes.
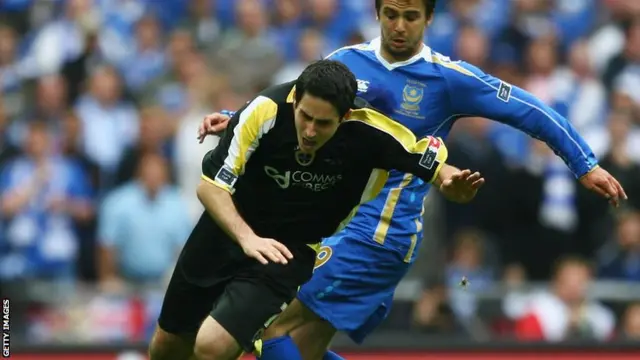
[387,45,415,58]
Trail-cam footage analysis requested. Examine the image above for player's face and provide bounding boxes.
[293,93,343,153]
[378,0,431,61]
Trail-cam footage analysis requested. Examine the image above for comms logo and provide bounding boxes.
[264,166,342,192]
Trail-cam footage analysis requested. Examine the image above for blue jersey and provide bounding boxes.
[325,37,598,262]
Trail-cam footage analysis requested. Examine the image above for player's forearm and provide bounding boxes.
[500,91,597,177]
[196,179,255,243]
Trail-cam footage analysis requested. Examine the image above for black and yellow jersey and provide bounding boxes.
[200,81,447,247]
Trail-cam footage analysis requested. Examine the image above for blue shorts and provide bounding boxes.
[297,229,412,343]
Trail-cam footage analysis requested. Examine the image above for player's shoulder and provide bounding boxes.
[325,40,376,60]
[238,81,296,122]
[428,50,483,79]
[254,81,296,106]
[345,98,419,149]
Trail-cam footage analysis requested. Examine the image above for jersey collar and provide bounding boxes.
[371,37,431,71]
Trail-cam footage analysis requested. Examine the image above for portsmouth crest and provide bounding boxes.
[295,149,315,166]
[396,80,426,119]
[401,83,424,111]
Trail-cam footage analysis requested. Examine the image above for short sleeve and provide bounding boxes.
[347,108,448,184]
[201,95,278,194]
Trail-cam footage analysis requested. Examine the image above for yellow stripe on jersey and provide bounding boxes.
[334,169,390,234]
[346,108,448,245]
[372,140,446,246]
[347,108,423,153]
[227,96,278,172]
[211,96,278,193]
[286,86,296,103]
[431,54,474,77]
[201,174,233,192]
[373,173,413,244]
[404,213,424,263]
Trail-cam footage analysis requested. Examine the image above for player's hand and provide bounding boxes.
[239,235,294,265]
[439,169,485,203]
[579,166,627,207]
[197,112,231,143]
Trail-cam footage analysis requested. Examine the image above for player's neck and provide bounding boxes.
[379,43,424,64]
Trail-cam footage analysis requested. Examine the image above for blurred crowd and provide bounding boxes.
[1,0,640,347]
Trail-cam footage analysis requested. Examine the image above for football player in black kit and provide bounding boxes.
[149,60,483,360]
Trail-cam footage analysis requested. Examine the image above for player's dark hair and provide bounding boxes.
[295,60,357,118]
[374,0,436,17]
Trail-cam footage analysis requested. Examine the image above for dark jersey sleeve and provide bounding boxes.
[201,95,279,193]
[347,107,448,184]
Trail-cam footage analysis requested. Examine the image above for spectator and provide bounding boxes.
[23,0,100,77]
[502,139,581,279]
[0,23,23,94]
[0,120,93,282]
[59,110,100,192]
[271,0,304,61]
[114,106,174,187]
[455,24,489,68]
[579,109,640,254]
[553,39,607,134]
[444,117,510,242]
[511,256,615,341]
[75,65,139,177]
[412,282,464,335]
[0,23,27,119]
[141,29,196,115]
[272,27,325,84]
[7,74,68,147]
[445,229,496,322]
[494,0,555,66]
[59,110,100,281]
[97,153,190,290]
[302,0,358,52]
[597,211,640,281]
[212,0,283,94]
[0,98,19,167]
[173,70,228,222]
[178,0,221,52]
[586,108,640,182]
[602,18,640,96]
[119,14,166,96]
[621,302,640,339]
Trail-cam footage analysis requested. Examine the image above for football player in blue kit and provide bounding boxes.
[197,1,626,359]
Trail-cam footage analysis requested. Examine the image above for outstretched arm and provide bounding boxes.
[439,57,627,206]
